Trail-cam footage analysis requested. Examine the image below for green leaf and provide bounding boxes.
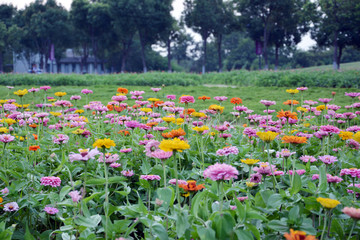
[266,194,283,210]
[151,223,168,240]
[319,165,327,193]
[211,212,236,239]
[59,185,72,201]
[330,218,344,239]
[267,220,289,233]
[86,176,125,185]
[157,187,174,210]
[74,215,101,228]
[245,222,260,240]
[288,206,299,223]
[235,200,246,223]
[176,210,190,238]
[290,173,301,195]
[197,226,216,240]
[24,224,36,240]
[235,230,254,240]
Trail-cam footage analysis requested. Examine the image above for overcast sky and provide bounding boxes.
[0,0,315,50]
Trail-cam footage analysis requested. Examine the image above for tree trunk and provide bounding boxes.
[202,37,207,74]
[167,37,172,73]
[275,45,279,71]
[333,31,339,70]
[139,33,147,73]
[336,45,342,70]
[121,38,133,74]
[0,52,3,73]
[263,25,269,70]
[217,34,223,73]
[82,43,88,74]
[39,53,44,71]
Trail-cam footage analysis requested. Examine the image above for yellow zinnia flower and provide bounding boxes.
[246,182,257,188]
[55,92,67,97]
[159,138,190,152]
[140,108,152,113]
[208,104,224,113]
[286,89,299,94]
[0,99,8,104]
[175,118,184,125]
[316,105,327,111]
[162,117,175,123]
[148,98,160,102]
[191,112,207,118]
[241,159,260,165]
[4,118,16,125]
[296,107,308,113]
[93,138,116,149]
[50,112,62,117]
[14,89,28,97]
[192,126,209,133]
[75,109,84,114]
[316,197,340,209]
[72,129,85,135]
[352,132,360,143]
[256,131,279,143]
[339,131,354,140]
[0,127,9,133]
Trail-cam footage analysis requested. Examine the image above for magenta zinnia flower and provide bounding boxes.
[140,175,161,181]
[121,170,134,177]
[53,134,69,144]
[81,89,93,94]
[152,150,173,160]
[69,148,100,162]
[68,190,82,202]
[179,95,195,104]
[203,163,239,181]
[0,134,15,143]
[41,176,61,187]
[260,100,276,106]
[44,206,59,215]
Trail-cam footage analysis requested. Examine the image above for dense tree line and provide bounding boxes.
[0,0,360,73]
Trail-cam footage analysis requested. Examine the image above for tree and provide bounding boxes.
[0,4,21,72]
[311,0,359,70]
[270,0,315,70]
[184,0,218,74]
[212,0,235,72]
[236,0,295,70]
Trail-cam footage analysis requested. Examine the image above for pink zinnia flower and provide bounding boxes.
[54,100,72,107]
[216,146,239,156]
[203,163,239,181]
[318,98,332,103]
[168,179,187,185]
[53,134,69,144]
[342,207,360,219]
[299,155,317,163]
[110,162,121,168]
[3,202,19,212]
[40,86,51,91]
[214,96,228,102]
[1,187,9,196]
[152,150,173,160]
[297,87,308,91]
[260,100,276,106]
[68,190,82,202]
[81,89,93,94]
[179,95,195,104]
[0,134,15,143]
[69,148,100,162]
[276,149,296,158]
[121,170,134,177]
[151,88,161,92]
[288,169,306,175]
[44,206,59,215]
[120,148,132,153]
[70,95,81,100]
[237,196,248,202]
[41,176,61,187]
[28,87,39,92]
[140,175,161,181]
[166,95,176,100]
[345,92,360,98]
[318,155,338,164]
[98,153,120,164]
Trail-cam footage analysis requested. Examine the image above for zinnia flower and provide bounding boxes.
[282,136,307,144]
[256,131,279,143]
[230,97,242,104]
[318,155,338,165]
[203,163,239,181]
[41,176,61,187]
[140,175,161,181]
[3,202,19,212]
[241,159,260,165]
[316,197,340,209]
[44,206,59,215]
[342,207,360,220]
[159,138,190,152]
[179,180,205,192]
[93,138,116,149]
[29,145,40,151]
[68,190,82,203]
[284,229,317,240]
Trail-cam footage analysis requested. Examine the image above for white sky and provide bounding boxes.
[0,0,315,50]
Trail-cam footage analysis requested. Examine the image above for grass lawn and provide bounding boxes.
[3,85,359,121]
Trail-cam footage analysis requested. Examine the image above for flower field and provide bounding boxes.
[1,85,360,240]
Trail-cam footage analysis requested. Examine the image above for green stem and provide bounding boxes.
[347,220,357,240]
[162,160,166,188]
[102,157,109,240]
[219,181,224,214]
[320,210,328,240]
[174,151,180,205]
[267,143,279,192]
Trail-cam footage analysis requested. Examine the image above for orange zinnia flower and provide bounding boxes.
[132,104,141,109]
[107,105,114,111]
[183,108,195,115]
[230,97,242,105]
[277,109,298,120]
[114,106,125,112]
[118,130,130,136]
[179,180,205,192]
[283,100,299,105]
[162,128,186,139]
[282,136,307,144]
[198,96,211,101]
[29,124,38,128]
[284,229,317,240]
[29,145,40,151]
[162,132,174,139]
[32,134,38,140]
[146,122,158,127]
[117,87,128,94]
[154,101,164,107]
